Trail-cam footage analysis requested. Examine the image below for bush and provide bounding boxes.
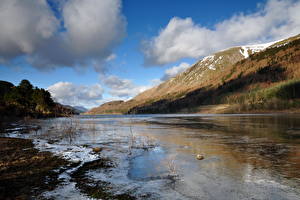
[0,79,64,118]
[226,79,300,111]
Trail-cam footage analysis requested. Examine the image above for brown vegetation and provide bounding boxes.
[0,137,70,199]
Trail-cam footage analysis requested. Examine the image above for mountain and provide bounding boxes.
[86,101,124,114]
[61,105,87,115]
[88,34,300,114]
[73,106,88,113]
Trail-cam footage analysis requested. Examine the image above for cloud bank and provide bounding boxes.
[47,76,153,108]
[143,0,300,65]
[0,0,58,60]
[47,82,103,108]
[0,0,125,70]
[101,75,150,98]
[161,62,190,81]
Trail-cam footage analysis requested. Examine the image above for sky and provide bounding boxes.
[1,0,300,109]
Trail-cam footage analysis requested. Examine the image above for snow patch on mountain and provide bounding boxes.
[202,55,215,62]
[239,41,278,58]
[208,64,216,70]
[196,38,290,72]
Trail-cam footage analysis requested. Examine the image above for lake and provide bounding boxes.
[2,114,300,199]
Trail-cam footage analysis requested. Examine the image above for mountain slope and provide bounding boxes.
[134,42,275,102]
[88,34,300,114]
[86,101,124,114]
[73,106,88,113]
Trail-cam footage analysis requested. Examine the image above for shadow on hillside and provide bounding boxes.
[128,65,287,114]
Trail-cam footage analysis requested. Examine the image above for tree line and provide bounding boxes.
[0,79,76,119]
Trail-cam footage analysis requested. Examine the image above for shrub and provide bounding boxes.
[226,79,300,111]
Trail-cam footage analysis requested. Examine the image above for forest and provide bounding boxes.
[0,80,75,119]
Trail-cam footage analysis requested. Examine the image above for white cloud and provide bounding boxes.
[105,54,117,62]
[47,82,103,108]
[161,62,190,81]
[62,0,125,57]
[150,78,163,86]
[143,0,300,65]
[101,75,151,98]
[0,0,58,59]
[0,0,125,70]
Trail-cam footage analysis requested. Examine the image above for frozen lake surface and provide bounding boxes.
[3,114,300,199]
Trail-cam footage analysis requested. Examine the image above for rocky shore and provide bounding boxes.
[0,137,70,199]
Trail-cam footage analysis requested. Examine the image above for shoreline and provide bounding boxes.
[0,120,137,200]
[0,137,70,199]
[84,104,300,116]
[191,104,300,114]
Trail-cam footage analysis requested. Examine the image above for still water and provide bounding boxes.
[4,114,300,199]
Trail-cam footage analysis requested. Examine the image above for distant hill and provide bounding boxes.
[87,34,300,114]
[86,101,124,114]
[73,106,88,113]
[63,105,88,114]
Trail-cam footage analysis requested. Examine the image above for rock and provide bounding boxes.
[196,154,204,160]
[92,147,102,153]
[73,159,81,164]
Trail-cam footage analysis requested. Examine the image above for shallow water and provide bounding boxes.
[2,114,300,199]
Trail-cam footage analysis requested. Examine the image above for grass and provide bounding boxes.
[223,66,237,83]
[225,79,300,111]
[165,154,178,178]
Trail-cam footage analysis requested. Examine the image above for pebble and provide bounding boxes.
[92,147,102,153]
[196,154,204,160]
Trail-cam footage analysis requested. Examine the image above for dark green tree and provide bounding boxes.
[32,89,54,112]
[0,81,14,104]
[1,79,74,117]
[16,80,34,108]
[18,80,33,91]
[4,87,23,106]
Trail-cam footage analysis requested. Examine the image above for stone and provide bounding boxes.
[196,154,204,160]
[93,147,102,153]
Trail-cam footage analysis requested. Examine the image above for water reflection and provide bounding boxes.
[3,114,300,199]
[136,114,300,191]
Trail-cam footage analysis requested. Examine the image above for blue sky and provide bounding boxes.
[1,0,300,108]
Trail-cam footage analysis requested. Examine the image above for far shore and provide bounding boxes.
[84,104,300,116]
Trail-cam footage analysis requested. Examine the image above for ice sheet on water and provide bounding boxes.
[3,116,300,200]
[33,139,98,163]
[42,182,93,200]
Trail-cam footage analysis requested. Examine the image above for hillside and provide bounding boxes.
[0,80,79,120]
[73,106,88,113]
[87,34,300,114]
[86,100,124,114]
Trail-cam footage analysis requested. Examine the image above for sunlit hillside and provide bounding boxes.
[87,34,300,114]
